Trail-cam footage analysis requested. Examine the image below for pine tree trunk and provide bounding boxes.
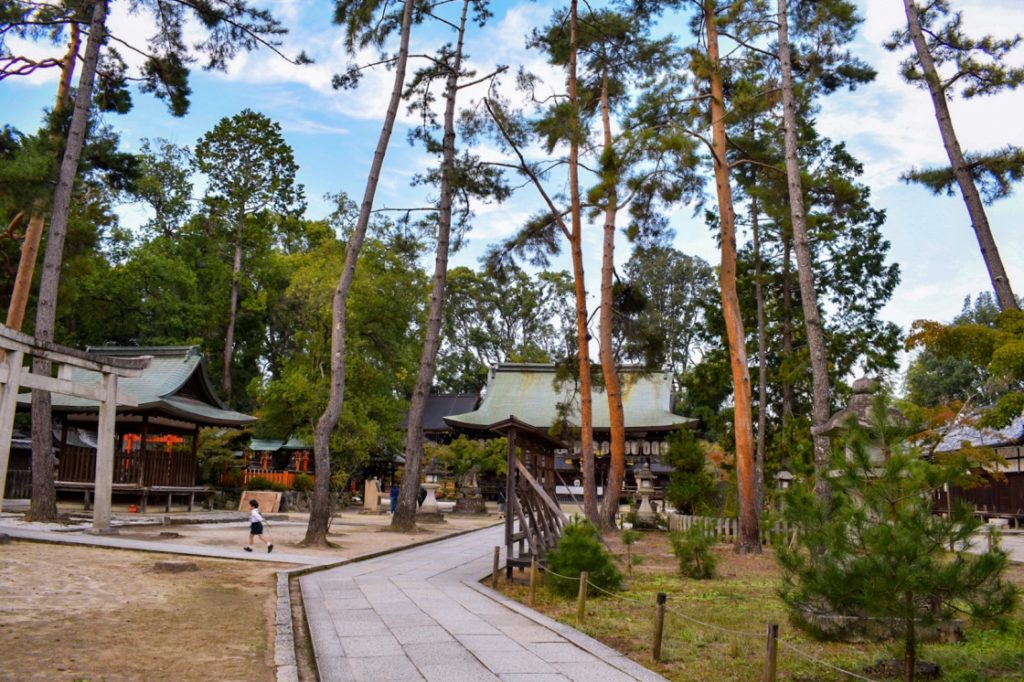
[222,220,244,400]
[902,0,1018,311]
[597,73,625,531]
[781,237,794,423]
[27,0,107,523]
[304,0,416,546]
[751,196,767,515]
[778,0,832,505]
[568,0,600,526]
[904,592,917,682]
[704,0,760,553]
[54,22,80,110]
[391,0,469,532]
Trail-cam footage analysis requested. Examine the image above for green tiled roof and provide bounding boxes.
[250,436,310,451]
[444,364,692,432]
[32,345,256,427]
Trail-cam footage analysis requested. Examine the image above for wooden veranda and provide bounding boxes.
[42,346,256,515]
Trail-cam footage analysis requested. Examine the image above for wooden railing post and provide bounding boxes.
[576,571,588,627]
[492,546,501,588]
[652,592,667,663]
[764,623,779,681]
[529,556,538,606]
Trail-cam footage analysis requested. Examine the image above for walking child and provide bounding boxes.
[245,499,273,553]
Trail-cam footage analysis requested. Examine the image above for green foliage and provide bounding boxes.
[663,428,717,515]
[777,395,1017,673]
[245,476,287,492]
[618,244,716,380]
[669,523,717,580]
[902,146,1024,204]
[195,428,248,487]
[292,473,315,492]
[436,264,575,394]
[426,436,506,481]
[908,306,1024,427]
[886,0,1024,100]
[545,518,622,597]
[2,1,298,117]
[253,220,426,478]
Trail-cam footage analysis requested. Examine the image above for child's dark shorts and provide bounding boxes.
[250,521,263,535]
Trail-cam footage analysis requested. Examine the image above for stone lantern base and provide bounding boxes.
[416,482,446,523]
[453,485,487,515]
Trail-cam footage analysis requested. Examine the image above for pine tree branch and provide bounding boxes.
[484,97,572,242]
[456,65,507,91]
[170,0,306,66]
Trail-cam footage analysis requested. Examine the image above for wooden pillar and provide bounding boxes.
[192,421,200,485]
[59,417,69,463]
[0,350,26,506]
[138,415,148,486]
[505,426,517,580]
[92,372,118,531]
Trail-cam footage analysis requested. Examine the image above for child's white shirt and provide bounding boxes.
[250,508,264,523]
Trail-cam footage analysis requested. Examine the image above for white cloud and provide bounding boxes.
[819,0,1024,189]
[280,118,349,135]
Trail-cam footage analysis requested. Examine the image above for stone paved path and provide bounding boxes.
[301,525,666,682]
[0,524,340,565]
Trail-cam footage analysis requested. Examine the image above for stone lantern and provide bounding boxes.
[775,468,794,491]
[813,377,906,469]
[635,461,656,525]
[416,459,445,523]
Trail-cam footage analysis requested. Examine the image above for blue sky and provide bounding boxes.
[4,0,1023,372]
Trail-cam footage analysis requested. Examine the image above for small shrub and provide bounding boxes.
[670,522,717,579]
[544,517,622,597]
[292,473,314,492]
[246,476,287,492]
[222,467,244,489]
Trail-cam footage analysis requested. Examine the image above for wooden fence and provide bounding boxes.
[4,468,30,498]
[57,445,197,487]
[242,469,312,489]
[668,514,798,546]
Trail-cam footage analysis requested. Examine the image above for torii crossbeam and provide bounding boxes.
[0,325,149,530]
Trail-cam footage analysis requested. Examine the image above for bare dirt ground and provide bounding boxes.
[0,509,498,681]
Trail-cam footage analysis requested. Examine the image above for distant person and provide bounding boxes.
[245,499,273,553]
[418,486,427,507]
[390,483,399,513]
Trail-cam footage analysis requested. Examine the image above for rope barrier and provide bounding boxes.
[778,641,879,682]
[662,604,763,640]
[531,558,877,681]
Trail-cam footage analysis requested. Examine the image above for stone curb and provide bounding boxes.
[464,579,668,682]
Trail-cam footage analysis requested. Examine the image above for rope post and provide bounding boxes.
[492,546,500,588]
[763,623,779,682]
[576,571,588,627]
[529,556,538,606]
[651,592,667,663]
[987,524,999,552]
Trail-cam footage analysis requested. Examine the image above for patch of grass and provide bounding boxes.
[496,532,1024,681]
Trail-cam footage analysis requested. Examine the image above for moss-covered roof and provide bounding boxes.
[35,346,255,427]
[444,364,691,433]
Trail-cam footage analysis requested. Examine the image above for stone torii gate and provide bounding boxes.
[0,325,149,531]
